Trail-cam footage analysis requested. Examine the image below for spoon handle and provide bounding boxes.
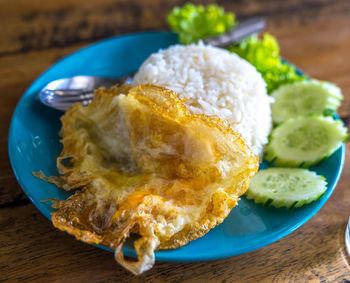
[204,17,266,47]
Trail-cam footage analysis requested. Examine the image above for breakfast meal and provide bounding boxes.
[33,2,348,276]
[49,84,258,275]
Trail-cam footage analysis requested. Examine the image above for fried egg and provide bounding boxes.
[49,84,258,275]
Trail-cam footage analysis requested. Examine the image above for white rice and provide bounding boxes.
[133,43,273,156]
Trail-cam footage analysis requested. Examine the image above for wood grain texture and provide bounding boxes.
[1,0,350,282]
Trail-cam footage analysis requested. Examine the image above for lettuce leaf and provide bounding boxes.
[167,3,236,44]
[229,33,306,93]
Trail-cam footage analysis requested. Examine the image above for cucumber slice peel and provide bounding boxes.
[247,168,327,208]
[271,80,343,124]
[265,116,348,167]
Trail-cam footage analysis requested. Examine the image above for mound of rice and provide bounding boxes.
[133,43,273,156]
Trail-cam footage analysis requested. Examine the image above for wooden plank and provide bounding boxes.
[0,0,350,55]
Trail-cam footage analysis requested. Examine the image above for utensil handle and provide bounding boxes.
[204,17,266,47]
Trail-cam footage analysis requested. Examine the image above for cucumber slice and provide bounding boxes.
[265,116,348,167]
[271,80,343,124]
[246,168,327,208]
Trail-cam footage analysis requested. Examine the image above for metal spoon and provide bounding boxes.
[39,76,132,111]
[39,17,266,111]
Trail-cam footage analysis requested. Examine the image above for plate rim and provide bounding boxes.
[7,31,346,262]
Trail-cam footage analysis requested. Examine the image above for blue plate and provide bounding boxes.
[8,31,345,262]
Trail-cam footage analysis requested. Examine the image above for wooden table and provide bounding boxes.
[1,0,350,282]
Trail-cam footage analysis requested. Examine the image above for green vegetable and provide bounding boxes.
[265,116,348,167]
[167,3,236,44]
[246,168,327,209]
[229,33,306,93]
[323,108,337,117]
[271,80,343,124]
